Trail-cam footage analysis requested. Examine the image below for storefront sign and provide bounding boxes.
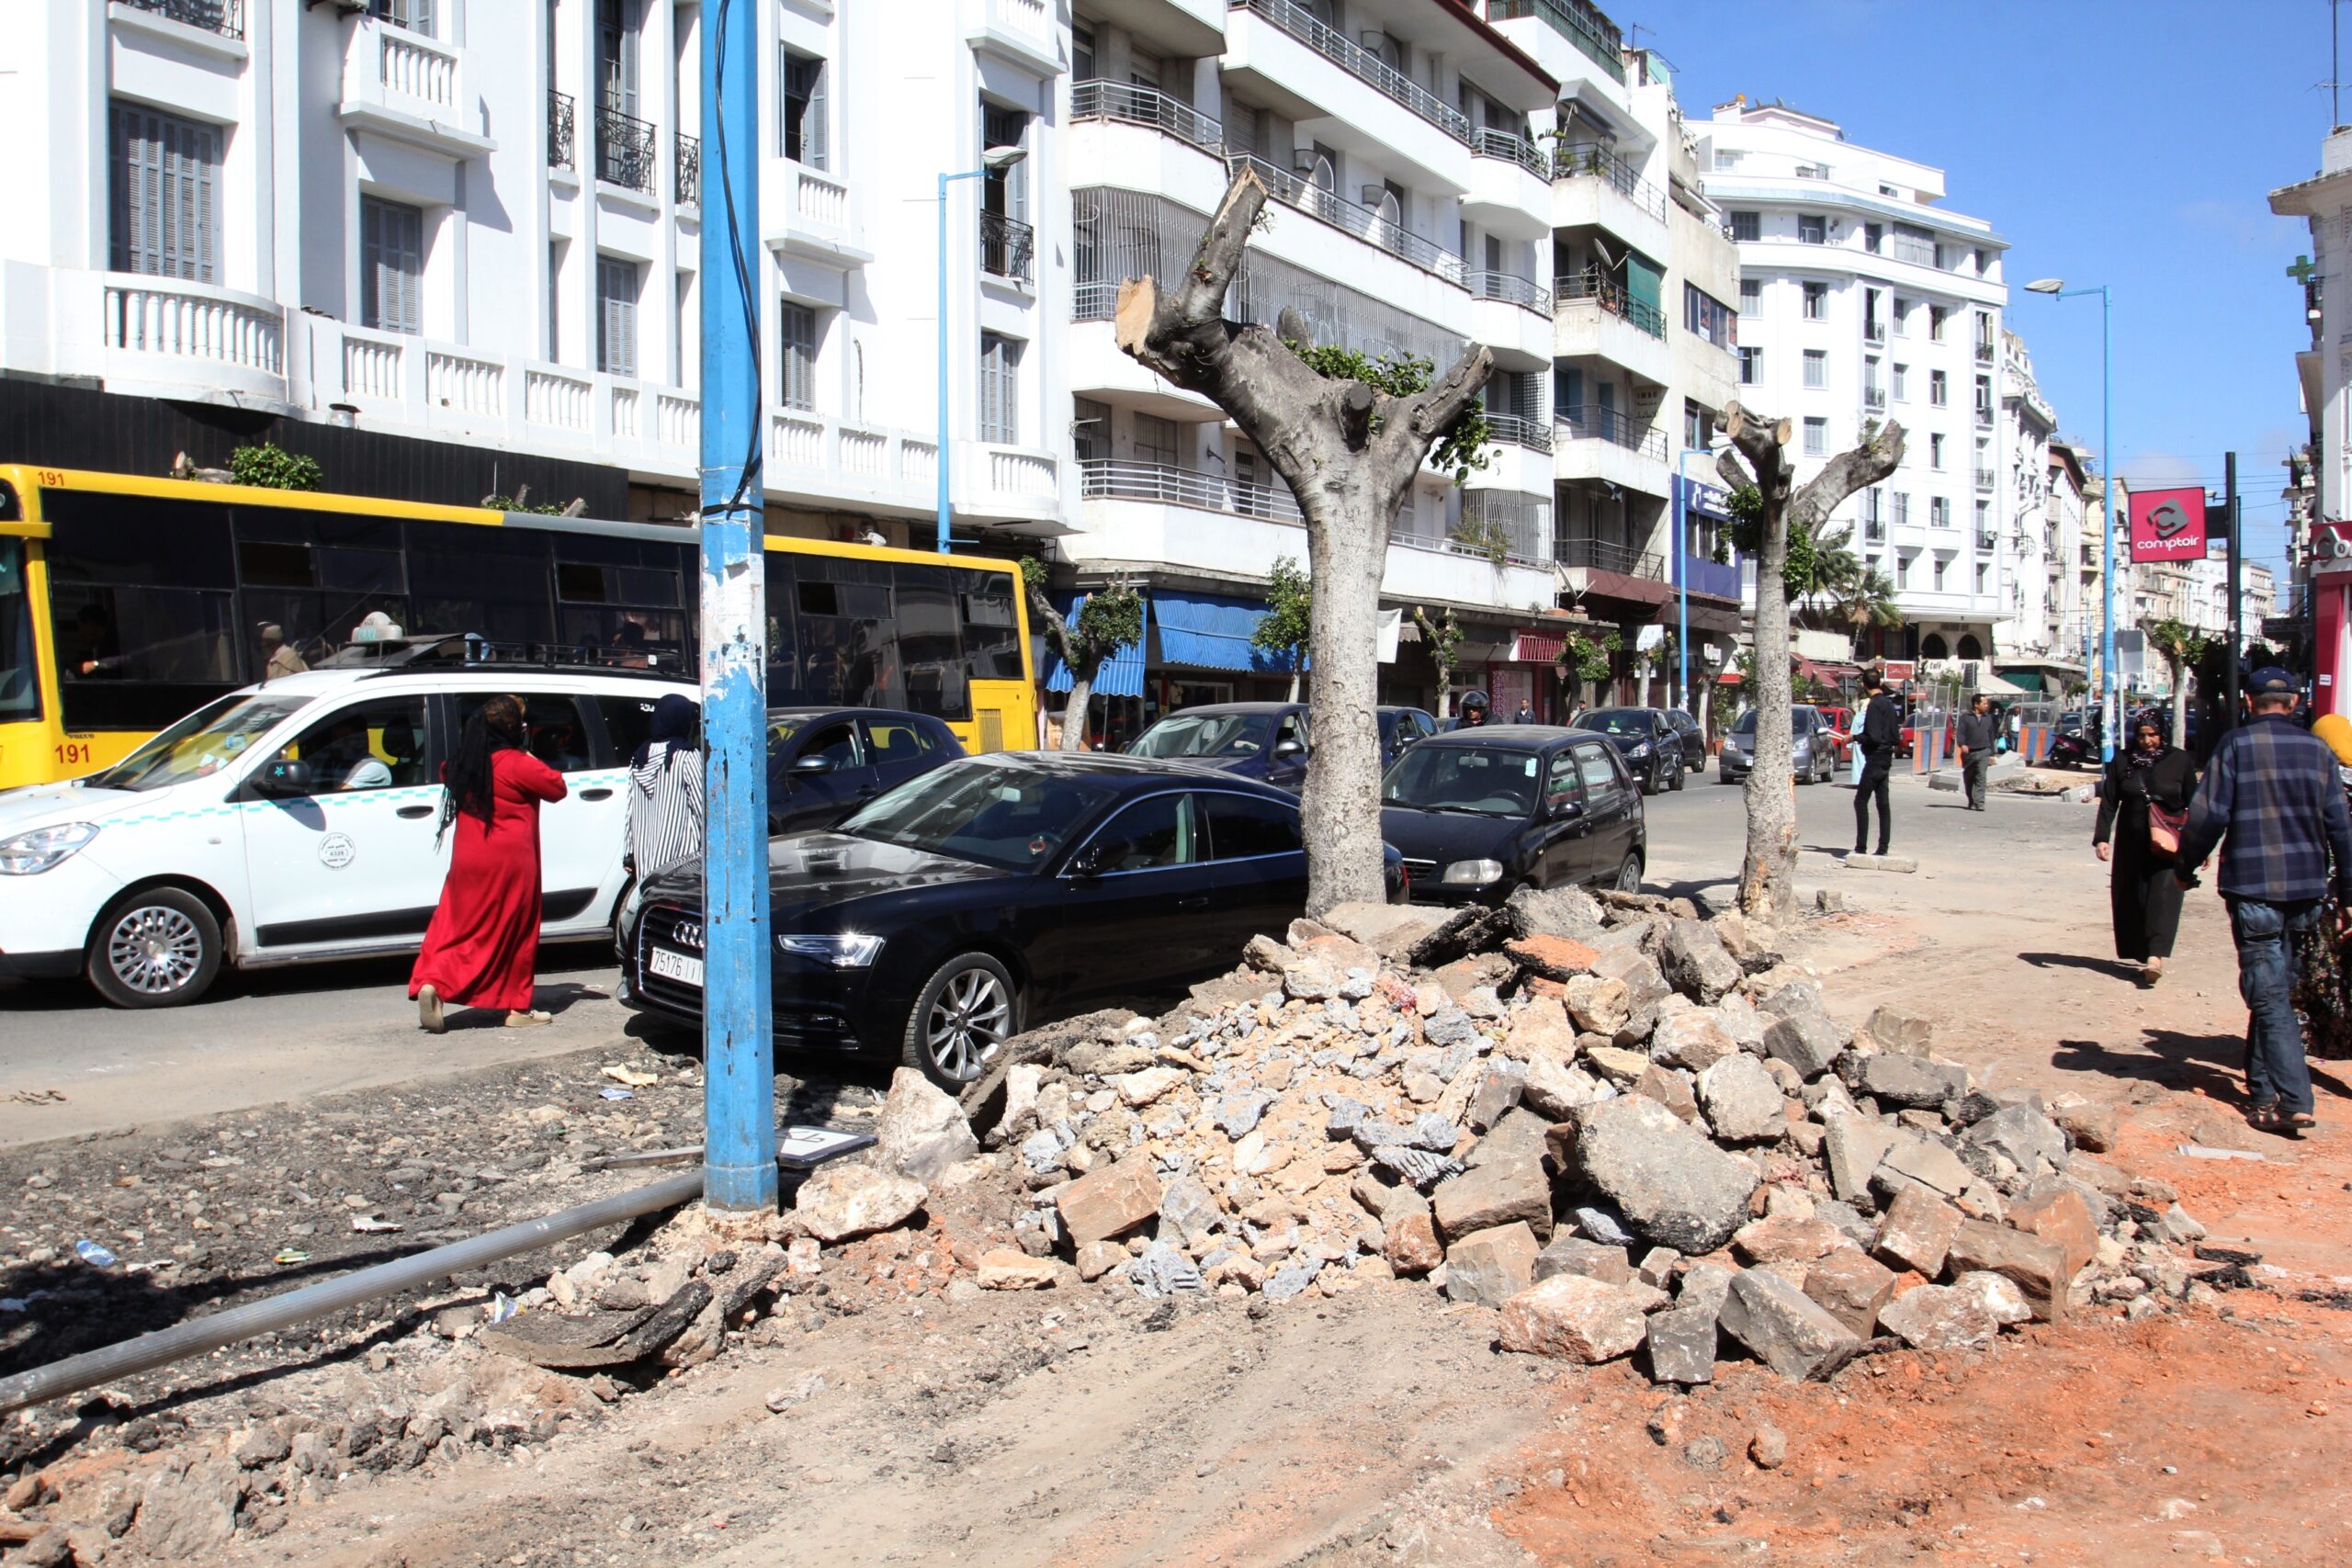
[2310,521,2352,575]
[2128,486,2208,563]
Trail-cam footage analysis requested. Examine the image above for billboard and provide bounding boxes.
[2128,487,2208,563]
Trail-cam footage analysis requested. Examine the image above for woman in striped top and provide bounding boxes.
[625,694,705,882]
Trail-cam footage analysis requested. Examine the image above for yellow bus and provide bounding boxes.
[0,465,1035,790]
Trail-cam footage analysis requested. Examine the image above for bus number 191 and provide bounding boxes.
[54,741,92,767]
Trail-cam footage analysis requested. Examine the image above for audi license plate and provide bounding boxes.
[648,947,704,987]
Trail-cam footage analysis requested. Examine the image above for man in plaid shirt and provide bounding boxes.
[2174,668,2352,1134]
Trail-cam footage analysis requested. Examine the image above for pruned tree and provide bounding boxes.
[1252,555,1313,701]
[1117,166,1493,912]
[1716,403,1905,919]
[2144,616,2208,750]
[1020,559,1143,752]
[1555,627,1620,715]
[1412,604,1464,718]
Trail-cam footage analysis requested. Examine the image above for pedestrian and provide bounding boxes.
[625,694,704,883]
[410,695,569,1032]
[1956,693,1999,810]
[259,623,306,682]
[2172,668,2352,1135]
[1852,671,1900,857]
[2095,713,2198,986]
[1514,701,1532,726]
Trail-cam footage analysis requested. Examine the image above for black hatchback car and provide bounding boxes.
[1571,706,1702,795]
[1377,726,1645,905]
[1125,702,1436,792]
[623,753,1402,1088]
[765,707,963,833]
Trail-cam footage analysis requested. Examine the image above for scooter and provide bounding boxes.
[2042,729,2098,770]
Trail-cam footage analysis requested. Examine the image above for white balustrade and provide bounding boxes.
[341,332,404,400]
[794,166,849,231]
[839,427,888,479]
[990,0,1051,41]
[424,348,503,413]
[900,440,938,488]
[525,367,592,431]
[101,276,284,375]
[610,385,640,439]
[378,27,457,111]
[987,448,1057,499]
[656,392,698,447]
[771,412,826,468]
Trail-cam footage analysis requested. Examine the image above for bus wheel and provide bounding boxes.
[87,887,221,1009]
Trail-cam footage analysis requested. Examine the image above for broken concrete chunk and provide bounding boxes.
[1651,1010,1739,1074]
[1718,1269,1862,1382]
[1698,1054,1785,1144]
[1763,1009,1843,1079]
[1821,1114,1898,1204]
[1054,1156,1166,1247]
[794,1163,927,1244]
[1661,919,1742,1004]
[1945,1219,2069,1323]
[2006,1182,2098,1280]
[1873,1184,1963,1277]
[1498,1274,1647,1362]
[873,1067,982,1183]
[1442,1222,1540,1308]
[1963,1104,2067,1177]
[1847,1054,1970,1110]
[1877,1283,1996,1350]
[1432,1156,1553,1245]
[1532,1234,1635,1287]
[1864,1004,1934,1056]
[1549,1095,1758,1256]
[1803,1248,1896,1337]
[1645,1304,1720,1385]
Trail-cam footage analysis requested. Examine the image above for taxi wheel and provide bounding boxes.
[87,887,222,1010]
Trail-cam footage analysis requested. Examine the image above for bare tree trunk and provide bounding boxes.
[2169,658,2187,749]
[1638,663,1653,708]
[1287,668,1301,702]
[1061,677,1093,752]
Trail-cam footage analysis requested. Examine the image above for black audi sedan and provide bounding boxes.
[622,753,1403,1088]
[1378,725,1645,905]
[1125,702,1437,792]
[765,707,964,833]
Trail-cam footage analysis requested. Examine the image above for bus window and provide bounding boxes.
[0,537,38,724]
[956,569,1023,681]
[891,564,964,719]
[42,490,240,731]
[406,520,555,650]
[231,506,410,673]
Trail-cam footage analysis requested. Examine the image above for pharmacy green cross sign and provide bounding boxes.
[2288,254,2317,285]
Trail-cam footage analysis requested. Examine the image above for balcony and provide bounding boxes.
[1977,530,1997,552]
[1474,129,1548,179]
[1974,405,1994,429]
[1559,403,1665,459]
[1463,129,1554,241]
[1084,458,1301,524]
[1466,270,1551,316]
[1552,142,1666,223]
[963,0,1063,77]
[1975,342,1996,364]
[1484,412,1554,454]
[1071,80,1223,157]
[1555,270,1664,339]
[1974,466,1996,493]
[119,0,243,37]
[674,131,700,207]
[1678,554,1743,601]
[1555,404,1669,496]
[763,160,865,263]
[595,103,657,194]
[338,17,490,156]
[1863,321,1886,345]
[1487,0,1627,85]
[980,211,1035,284]
[1230,153,1465,286]
[1227,0,1473,145]
[548,89,575,172]
[90,271,287,407]
[1555,536,1664,579]
[1864,519,1886,544]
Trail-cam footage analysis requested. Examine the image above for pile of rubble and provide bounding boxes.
[865,884,2233,1382]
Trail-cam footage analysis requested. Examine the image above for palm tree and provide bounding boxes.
[1789,521,1861,631]
[1828,559,1902,642]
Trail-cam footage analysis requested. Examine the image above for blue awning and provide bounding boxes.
[1153,591,1301,674]
[1042,592,1148,698]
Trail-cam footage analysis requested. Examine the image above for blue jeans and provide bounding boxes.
[2227,897,2321,1117]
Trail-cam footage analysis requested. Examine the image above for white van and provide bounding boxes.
[0,667,692,1006]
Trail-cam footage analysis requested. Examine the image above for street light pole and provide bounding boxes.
[935,148,1028,555]
[2024,278,2116,761]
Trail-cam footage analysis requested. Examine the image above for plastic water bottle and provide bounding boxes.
[74,1240,117,1269]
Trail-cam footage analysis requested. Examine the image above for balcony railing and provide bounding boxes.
[1472,128,1547,179]
[1071,79,1223,156]
[1974,404,1995,428]
[1555,537,1663,579]
[1555,269,1667,340]
[1864,520,1886,543]
[1863,321,1886,345]
[1975,342,1996,364]
[1230,153,1465,285]
[1466,270,1552,314]
[1551,141,1668,223]
[1081,457,1302,523]
[1974,467,1996,493]
[980,211,1035,282]
[1977,530,1997,552]
[121,0,243,36]
[1228,0,1473,143]
[595,102,657,193]
[1557,404,1667,460]
[674,131,700,205]
[1485,412,1554,453]
[548,89,575,172]
[1487,0,1626,85]
[1864,386,1887,412]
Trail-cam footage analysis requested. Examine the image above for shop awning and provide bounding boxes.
[1153,591,1299,674]
[1043,593,1148,698]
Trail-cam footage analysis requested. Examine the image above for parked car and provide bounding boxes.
[1569,706,1696,795]
[766,707,963,834]
[1377,725,1645,905]
[1813,704,1855,763]
[1718,705,1837,785]
[0,666,692,1007]
[1124,702,1436,791]
[621,753,1405,1088]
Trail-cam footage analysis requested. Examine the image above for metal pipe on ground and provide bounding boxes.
[0,1170,705,1417]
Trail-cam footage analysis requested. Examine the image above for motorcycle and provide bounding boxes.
[2042,729,2098,771]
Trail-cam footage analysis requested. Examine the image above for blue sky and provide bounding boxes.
[1630,0,2326,578]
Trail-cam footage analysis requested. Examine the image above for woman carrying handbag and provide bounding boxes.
[2094,713,2199,986]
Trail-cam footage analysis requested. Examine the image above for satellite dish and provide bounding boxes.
[1590,235,1622,272]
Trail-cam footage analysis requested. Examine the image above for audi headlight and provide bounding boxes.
[0,822,99,876]
[776,933,886,968]
[1442,859,1504,886]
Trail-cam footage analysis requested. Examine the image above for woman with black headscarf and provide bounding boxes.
[409,694,568,1031]
[2094,712,2199,986]
[625,693,704,882]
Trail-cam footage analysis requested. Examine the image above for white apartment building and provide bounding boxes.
[1697,99,2014,671]
[1992,329,2082,693]
[2045,436,2096,677]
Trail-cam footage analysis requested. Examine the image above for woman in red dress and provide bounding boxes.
[411,694,568,1031]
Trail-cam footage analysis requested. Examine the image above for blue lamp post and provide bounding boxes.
[2024,277,2115,761]
[935,146,1029,554]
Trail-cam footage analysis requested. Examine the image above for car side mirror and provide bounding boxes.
[1549,796,1585,822]
[1273,738,1306,760]
[793,753,837,774]
[255,758,312,797]
[1395,733,1418,750]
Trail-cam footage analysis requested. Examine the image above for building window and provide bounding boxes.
[1730,210,1759,242]
[1134,412,1180,468]
[1894,492,1910,527]
[779,300,820,411]
[978,332,1021,443]
[1929,369,1949,407]
[1864,222,1883,254]
[1803,350,1826,389]
[1739,278,1761,312]
[1683,284,1736,348]
[360,196,424,335]
[1803,417,1826,456]
[1072,396,1111,463]
[1738,346,1760,385]
[596,254,639,378]
[1684,398,1707,453]
[1929,304,1949,341]
[1895,553,1911,588]
[1931,496,1951,527]
[783,50,828,168]
[1973,248,1989,276]
[596,0,639,117]
[369,0,434,32]
[1934,557,1948,591]
[1798,213,1826,244]
[1803,281,1827,321]
[1892,363,1909,401]
[1893,297,1910,336]
[1863,288,1883,342]
[110,103,220,283]
[1974,376,1994,422]
[1930,434,1946,469]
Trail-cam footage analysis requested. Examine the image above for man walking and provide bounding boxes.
[1852,671,1900,857]
[2174,668,2352,1135]
[1957,693,1998,811]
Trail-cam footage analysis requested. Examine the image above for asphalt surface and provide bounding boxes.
[0,755,2066,1149]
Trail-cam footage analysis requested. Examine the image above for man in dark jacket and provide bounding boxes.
[2174,667,2352,1134]
[1853,671,1901,856]
[1956,694,1999,810]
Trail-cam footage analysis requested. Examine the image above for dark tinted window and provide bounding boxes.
[892,564,964,718]
[1088,793,1202,870]
[1204,790,1305,859]
[44,491,240,728]
[595,693,673,764]
[801,720,862,769]
[1573,740,1631,814]
[864,716,940,762]
[456,690,597,773]
[407,521,555,650]
[957,569,1023,681]
[552,536,690,669]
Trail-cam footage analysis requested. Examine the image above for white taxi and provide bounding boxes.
[0,667,691,1006]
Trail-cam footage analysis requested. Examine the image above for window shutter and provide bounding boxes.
[111,104,220,282]
[804,60,828,171]
[598,257,639,378]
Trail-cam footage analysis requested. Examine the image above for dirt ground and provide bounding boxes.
[12,775,2352,1568]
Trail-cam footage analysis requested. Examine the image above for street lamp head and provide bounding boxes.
[981,144,1028,170]
[2023,277,2065,295]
